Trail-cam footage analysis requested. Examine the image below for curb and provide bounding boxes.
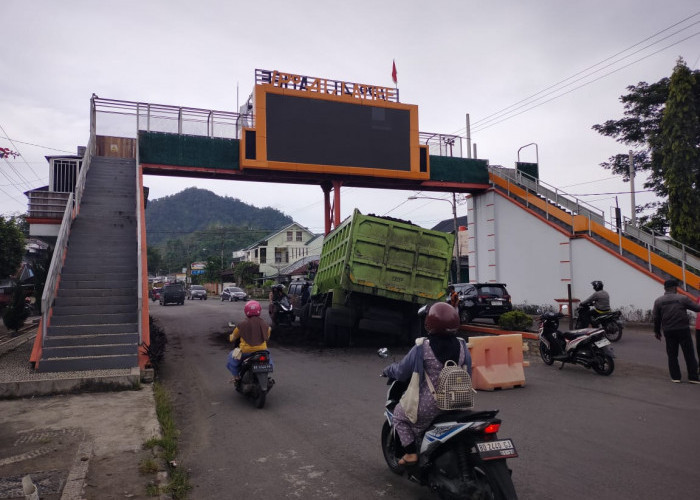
[0,368,142,399]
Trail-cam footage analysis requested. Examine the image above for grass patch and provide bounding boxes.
[141,382,192,499]
[139,457,160,475]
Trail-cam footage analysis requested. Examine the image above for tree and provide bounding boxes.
[204,255,223,285]
[592,60,700,242]
[658,59,700,249]
[233,261,259,287]
[0,216,25,279]
[147,246,163,275]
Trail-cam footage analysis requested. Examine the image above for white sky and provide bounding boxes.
[1,1,699,234]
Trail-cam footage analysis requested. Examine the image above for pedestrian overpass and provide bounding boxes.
[25,70,699,374]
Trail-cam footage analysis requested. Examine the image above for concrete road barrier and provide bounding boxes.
[468,334,526,391]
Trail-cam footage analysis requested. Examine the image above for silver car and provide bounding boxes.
[221,286,247,302]
[187,285,208,300]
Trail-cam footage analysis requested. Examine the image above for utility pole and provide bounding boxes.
[629,150,636,225]
[452,193,461,281]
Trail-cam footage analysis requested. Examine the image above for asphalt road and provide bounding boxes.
[151,298,700,499]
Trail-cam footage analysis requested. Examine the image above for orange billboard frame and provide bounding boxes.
[240,78,427,180]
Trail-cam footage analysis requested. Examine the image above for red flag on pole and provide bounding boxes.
[391,60,397,85]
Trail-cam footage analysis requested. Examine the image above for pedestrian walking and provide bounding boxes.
[652,279,700,384]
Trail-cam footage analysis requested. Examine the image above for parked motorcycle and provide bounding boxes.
[271,295,294,326]
[378,349,518,500]
[538,312,615,375]
[574,304,624,342]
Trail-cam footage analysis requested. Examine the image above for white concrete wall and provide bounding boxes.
[468,189,662,317]
[570,239,661,319]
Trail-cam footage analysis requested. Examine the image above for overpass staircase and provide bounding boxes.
[488,166,700,294]
[36,156,141,372]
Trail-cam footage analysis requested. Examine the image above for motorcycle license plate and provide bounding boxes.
[476,439,518,460]
[491,300,503,306]
[595,338,611,348]
[252,363,273,373]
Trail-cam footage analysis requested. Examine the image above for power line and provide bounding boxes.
[449,12,700,136]
[0,124,43,182]
[471,30,700,134]
[0,135,76,154]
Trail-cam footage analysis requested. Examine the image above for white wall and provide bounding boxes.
[468,189,663,317]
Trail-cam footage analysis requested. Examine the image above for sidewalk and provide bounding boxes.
[0,319,164,499]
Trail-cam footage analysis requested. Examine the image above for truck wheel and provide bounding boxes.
[323,310,338,347]
[335,327,351,347]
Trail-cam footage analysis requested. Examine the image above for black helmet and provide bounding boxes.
[425,302,460,335]
[591,281,603,291]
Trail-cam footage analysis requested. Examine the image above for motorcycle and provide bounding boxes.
[378,349,518,500]
[538,312,615,376]
[574,304,624,342]
[236,350,275,409]
[228,322,275,409]
[271,295,294,326]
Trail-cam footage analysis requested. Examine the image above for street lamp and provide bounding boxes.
[407,194,461,282]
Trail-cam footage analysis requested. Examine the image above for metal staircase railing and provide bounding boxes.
[488,165,699,291]
[489,166,605,226]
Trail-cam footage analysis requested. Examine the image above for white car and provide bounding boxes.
[187,285,208,300]
[221,287,247,302]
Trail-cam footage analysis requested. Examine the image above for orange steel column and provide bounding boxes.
[138,167,151,370]
[322,182,332,235]
[333,180,342,228]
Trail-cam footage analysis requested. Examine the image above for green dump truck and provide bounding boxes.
[307,209,455,346]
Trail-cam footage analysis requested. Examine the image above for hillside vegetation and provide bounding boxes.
[145,187,293,273]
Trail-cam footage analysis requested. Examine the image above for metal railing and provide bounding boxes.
[489,166,605,225]
[40,193,73,342]
[39,99,97,347]
[489,165,700,291]
[623,217,700,279]
[93,97,251,140]
[419,132,463,158]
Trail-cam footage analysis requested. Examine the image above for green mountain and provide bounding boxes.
[145,187,293,269]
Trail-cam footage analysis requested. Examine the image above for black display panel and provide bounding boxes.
[265,93,411,170]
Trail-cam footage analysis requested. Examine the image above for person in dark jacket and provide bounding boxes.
[580,280,611,325]
[652,279,700,384]
[382,302,472,466]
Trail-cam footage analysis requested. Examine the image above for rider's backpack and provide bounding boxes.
[426,358,476,411]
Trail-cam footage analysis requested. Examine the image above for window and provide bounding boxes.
[287,231,293,241]
[275,248,288,263]
[260,248,266,263]
[296,231,303,241]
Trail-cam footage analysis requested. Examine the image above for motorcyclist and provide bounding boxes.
[268,284,287,317]
[226,300,272,383]
[580,281,611,326]
[382,302,472,467]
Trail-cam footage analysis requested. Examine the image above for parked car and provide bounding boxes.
[150,287,162,302]
[160,283,186,306]
[452,282,513,324]
[187,285,207,300]
[221,286,247,302]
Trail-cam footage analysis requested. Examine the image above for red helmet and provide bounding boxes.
[244,300,262,317]
[425,302,460,335]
